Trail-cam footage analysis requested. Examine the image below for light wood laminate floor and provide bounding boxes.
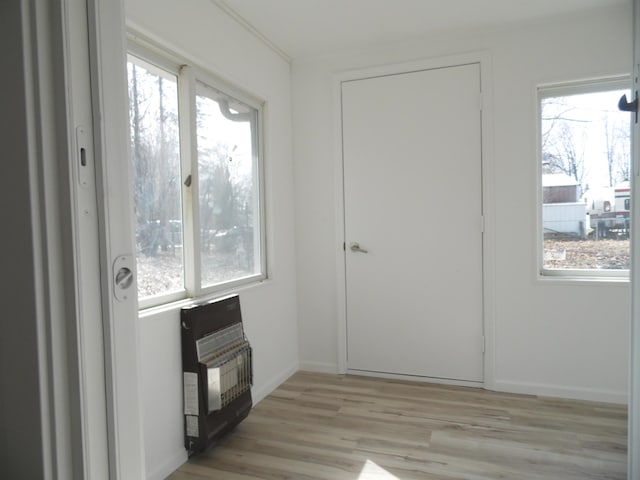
[168,371,627,480]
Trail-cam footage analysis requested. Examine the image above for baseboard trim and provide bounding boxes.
[346,369,484,389]
[298,361,338,374]
[146,450,188,480]
[492,380,628,404]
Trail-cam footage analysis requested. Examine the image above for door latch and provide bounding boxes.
[112,255,134,302]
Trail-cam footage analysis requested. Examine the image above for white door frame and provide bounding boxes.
[333,51,496,388]
[86,0,146,477]
[64,0,112,477]
[629,1,640,477]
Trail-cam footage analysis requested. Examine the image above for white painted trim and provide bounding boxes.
[333,51,496,389]
[145,450,188,480]
[181,64,199,299]
[209,0,291,63]
[138,277,272,319]
[536,276,630,286]
[478,52,497,391]
[629,1,640,477]
[64,0,112,476]
[493,380,628,405]
[333,51,490,83]
[333,72,348,375]
[299,362,339,374]
[87,0,146,477]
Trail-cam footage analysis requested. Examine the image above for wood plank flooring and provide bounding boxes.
[168,372,627,480]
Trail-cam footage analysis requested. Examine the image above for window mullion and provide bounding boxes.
[253,109,267,277]
[179,65,200,296]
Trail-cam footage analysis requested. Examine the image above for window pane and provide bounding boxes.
[541,87,631,272]
[127,58,184,299]
[196,83,261,288]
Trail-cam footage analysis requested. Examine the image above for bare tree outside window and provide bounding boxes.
[540,85,631,274]
[127,52,265,306]
[127,58,184,299]
[196,86,260,288]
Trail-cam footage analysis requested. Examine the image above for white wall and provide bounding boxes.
[125,1,298,479]
[293,5,632,402]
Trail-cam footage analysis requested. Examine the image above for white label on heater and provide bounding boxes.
[183,372,199,415]
[185,415,199,437]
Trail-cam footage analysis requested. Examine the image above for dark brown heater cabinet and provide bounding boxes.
[181,294,253,456]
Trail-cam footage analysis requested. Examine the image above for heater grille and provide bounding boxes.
[201,326,252,412]
[197,322,245,361]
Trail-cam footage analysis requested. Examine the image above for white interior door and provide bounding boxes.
[342,63,484,383]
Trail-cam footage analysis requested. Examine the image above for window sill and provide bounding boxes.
[537,272,629,286]
[138,276,269,318]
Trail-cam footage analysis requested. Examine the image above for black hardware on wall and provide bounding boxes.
[619,91,639,123]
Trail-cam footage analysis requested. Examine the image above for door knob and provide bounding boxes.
[115,267,133,290]
[112,255,134,302]
[350,242,368,253]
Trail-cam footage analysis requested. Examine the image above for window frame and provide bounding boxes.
[128,41,267,309]
[536,76,632,281]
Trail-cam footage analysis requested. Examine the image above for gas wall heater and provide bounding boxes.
[181,294,253,456]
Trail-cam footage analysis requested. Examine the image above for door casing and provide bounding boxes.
[628,0,640,477]
[87,0,147,477]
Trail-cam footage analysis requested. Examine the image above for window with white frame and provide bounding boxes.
[538,78,631,278]
[127,50,265,307]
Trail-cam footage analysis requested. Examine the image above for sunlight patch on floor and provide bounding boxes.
[357,459,400,479]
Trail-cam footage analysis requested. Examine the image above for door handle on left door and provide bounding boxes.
[350,242,368,253]
[113,255,135,302]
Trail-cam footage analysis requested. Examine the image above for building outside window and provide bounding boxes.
[539,78,631,278]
